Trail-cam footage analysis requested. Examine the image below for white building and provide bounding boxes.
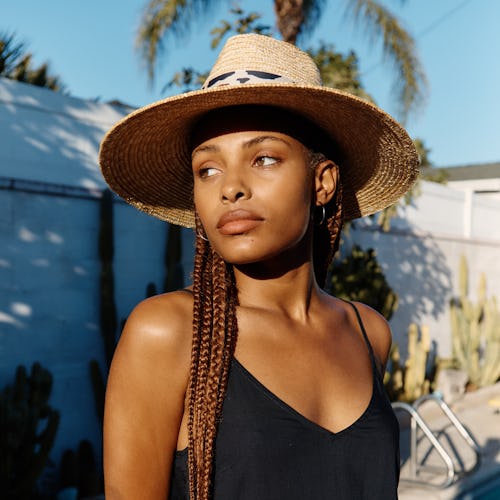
[443,162,500,202]
[351,179,500,357]
[0,77,194,469]
[1,76,499,471]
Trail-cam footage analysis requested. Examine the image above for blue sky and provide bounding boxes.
[2,0,499,167]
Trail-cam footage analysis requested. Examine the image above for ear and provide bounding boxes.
[314,160,338,206]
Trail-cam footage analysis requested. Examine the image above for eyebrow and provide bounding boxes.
[191,144,219,159]
[191,135,292,159]
[243,135,292,149]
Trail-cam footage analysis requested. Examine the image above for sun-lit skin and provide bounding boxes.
[188,109,384,439]
[190,106,340,285]
[103,108,394,500]
[192,131,315,269]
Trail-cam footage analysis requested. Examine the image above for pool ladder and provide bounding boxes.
[392,393,482,488]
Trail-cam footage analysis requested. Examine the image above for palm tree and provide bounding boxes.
[136,0,426,121]
[0,31,65,91]
[273,0,323,44]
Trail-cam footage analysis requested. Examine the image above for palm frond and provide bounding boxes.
[308,42,373,102]
[344,0,428,122]
[136,0,225,81]
[0,31,27,75]
[297,0,327,42]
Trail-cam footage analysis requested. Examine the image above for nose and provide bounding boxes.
[220,167,251,203]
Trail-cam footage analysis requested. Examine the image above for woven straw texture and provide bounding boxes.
[99,34,419,228]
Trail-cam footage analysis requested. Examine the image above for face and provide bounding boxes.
[191,107,335,267]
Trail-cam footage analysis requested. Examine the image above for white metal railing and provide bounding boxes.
[392,392,481,488]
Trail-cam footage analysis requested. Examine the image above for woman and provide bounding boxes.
[99,34,419,499]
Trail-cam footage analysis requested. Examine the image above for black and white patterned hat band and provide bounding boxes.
[203,69,295,89]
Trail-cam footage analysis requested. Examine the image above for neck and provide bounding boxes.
[233,256,325,323]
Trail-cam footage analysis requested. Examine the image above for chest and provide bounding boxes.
[211,359,400,499]
[234,315,376,434]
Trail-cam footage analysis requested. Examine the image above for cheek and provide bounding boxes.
[193,185,213,225]
[273,178,313,221]
[274,199,312,245]
[258,181,313,250]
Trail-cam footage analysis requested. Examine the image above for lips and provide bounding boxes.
[216,209,264,235]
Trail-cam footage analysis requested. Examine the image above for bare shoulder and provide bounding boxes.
[121,288,193,353]
[107,288,194,417]
[109,289,194,383]
[347,301,393,370]
[104,289,193,499]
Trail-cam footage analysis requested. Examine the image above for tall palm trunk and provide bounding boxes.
[274,0,305,44]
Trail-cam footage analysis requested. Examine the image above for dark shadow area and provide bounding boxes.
[396,399,500,498]
[346,222,453,354]
[0,78,197,498]
[0,186,177,497]
[453,436,500,499]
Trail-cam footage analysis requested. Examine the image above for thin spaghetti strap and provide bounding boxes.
[343,300,377,368]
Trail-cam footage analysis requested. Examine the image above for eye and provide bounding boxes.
[197,166,220,179]
[254,155,279,167]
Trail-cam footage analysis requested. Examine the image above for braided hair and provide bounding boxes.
[186,150,344,500]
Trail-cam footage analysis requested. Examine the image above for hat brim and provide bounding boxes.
[99,83,419,228]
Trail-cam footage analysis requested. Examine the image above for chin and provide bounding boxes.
[214,242,296,268]
[208,227,309,267]
[214,248,265,266]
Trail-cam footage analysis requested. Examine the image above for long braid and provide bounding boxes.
[311,158,344,287]
[218,265,238,418]
[188,217,209,499]
[187,149,341,498]
[188,215,239,499]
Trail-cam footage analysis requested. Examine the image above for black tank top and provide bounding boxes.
[169,303,400,499]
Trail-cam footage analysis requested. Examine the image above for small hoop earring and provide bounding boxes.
[196,229,209,242]
[314,205,326,226]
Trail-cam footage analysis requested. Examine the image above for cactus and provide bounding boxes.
[59,448,78,491]
[98,188,118,368]
[76,439,101,497]
[328,244,398,320]
[449,255,500,388]
[384,324,435,402]
[0,363,60,499]
[146,282,158,297]
[384,344,404,401]
[404,324,431,400]
[89,188,118,424]
[163,223,184,293]
[59,440,102,497]
[89,359,106,424]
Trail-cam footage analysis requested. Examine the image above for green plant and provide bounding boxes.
[384,324,436,402]
[163,223,184,292]
[59,439,102,498]
[328,244,398,320]
[0,31,65,91]
[98,189,118,368]
[449,255,500,388]
[146,282,158,297]
[90,188,118,424]
[89,360,106,425]
[0,363,60,499]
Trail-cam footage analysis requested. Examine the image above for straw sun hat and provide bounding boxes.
[99,33,419,228]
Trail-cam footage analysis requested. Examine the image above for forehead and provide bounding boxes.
[190,105,321,152]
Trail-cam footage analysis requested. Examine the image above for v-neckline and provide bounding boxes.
[231,356,377,437]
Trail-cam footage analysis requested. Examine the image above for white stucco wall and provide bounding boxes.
[0,185,195,468]
[448,178,500,201]
[0,76,130,189]
[2,76,500,478]
[350,180,500,358]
